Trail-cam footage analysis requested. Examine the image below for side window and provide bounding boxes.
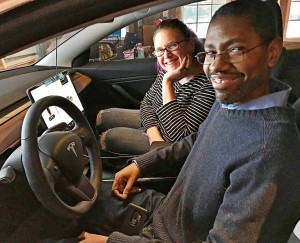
[183,0,226,38]
[280,0,300,49]
[89,21,156,62]
[89,1,227,63]
[285,0,300,39]
[0,30,81,72]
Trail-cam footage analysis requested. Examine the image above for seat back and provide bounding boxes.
[266,0,300,104]
[292,98,300,131]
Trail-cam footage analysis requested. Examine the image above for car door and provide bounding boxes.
[75,57,157,127]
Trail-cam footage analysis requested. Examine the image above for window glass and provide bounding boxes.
[286,21,300,38]
[90,1,228,63]
[198,0,212,4]
[183,5,197,22]
[0,30,80,72]
[0,1,230,70]
[183,0,226,38]
[286,1,300,38]
[215,0,225,4]
[198,0,224,5]
[186,23,209,39]
[196,5,212,22]
[289,1,300,20]
[212,4,223,14]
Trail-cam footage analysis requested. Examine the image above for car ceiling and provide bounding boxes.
[0,0,169,58]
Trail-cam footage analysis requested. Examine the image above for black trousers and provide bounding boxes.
[78,181,165,236]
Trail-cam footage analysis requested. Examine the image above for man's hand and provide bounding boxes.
[112,163,141,199]
[79,232,108,243]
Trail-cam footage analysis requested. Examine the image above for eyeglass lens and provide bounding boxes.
[154,43,179,57]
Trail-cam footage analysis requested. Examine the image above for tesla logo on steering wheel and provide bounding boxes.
[67,142,78,157]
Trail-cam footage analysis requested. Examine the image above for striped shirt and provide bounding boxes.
[140,72,215,142]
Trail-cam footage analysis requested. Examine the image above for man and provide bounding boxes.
[80,0,300,242]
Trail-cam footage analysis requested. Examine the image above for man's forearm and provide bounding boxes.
[134,132,198,176]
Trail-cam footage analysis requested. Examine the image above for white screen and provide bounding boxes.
[29,72,84,129]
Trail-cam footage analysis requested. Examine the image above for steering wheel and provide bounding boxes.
[21,95,102,219]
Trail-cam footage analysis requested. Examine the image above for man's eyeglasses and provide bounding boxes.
[195,42,268,65]
[152,39,186,57]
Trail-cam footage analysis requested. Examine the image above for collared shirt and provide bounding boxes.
[222,80,291,110]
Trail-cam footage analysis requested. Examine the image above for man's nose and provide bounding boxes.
[209,54,227,71]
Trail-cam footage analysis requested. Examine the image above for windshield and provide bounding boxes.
[0,30,80,72]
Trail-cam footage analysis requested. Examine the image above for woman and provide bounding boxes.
[97,19,215,155]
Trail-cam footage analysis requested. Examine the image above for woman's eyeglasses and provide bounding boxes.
[152,39,186,57]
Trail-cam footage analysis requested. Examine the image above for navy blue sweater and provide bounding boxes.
[109,80,300,243]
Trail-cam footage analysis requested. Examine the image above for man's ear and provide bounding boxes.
[267,37,283,68]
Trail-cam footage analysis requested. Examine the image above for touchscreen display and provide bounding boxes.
[27,71,84,129]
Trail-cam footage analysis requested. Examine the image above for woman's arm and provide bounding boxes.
[146,126,164,144]
[140,74,163,130]
[161,55,190,104]
[157,75,215,142]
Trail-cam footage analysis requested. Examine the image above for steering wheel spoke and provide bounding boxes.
[72,126,94,148]
[39,152,62,187]
[64,175,97,202]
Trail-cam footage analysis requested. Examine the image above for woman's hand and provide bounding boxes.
[112,163,141,199]
[162,55,194,104]
[163,55,192,84]
[147,126,164,144]
[79,232,108,243]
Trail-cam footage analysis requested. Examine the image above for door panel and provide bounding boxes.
[75,57,158,127]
